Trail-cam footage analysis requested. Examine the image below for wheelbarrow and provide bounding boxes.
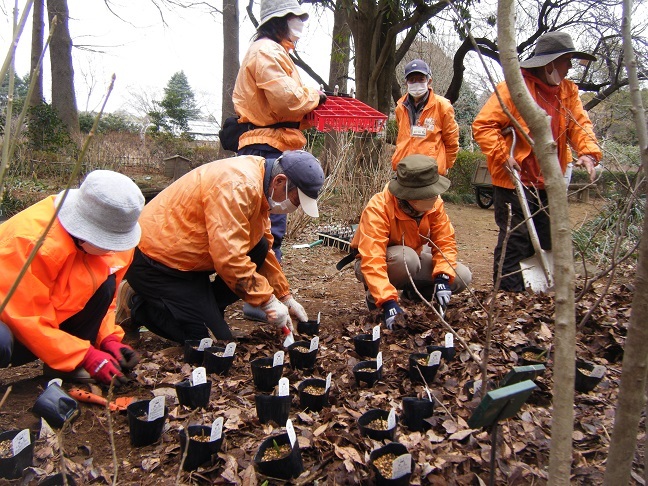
[471,157,494,209]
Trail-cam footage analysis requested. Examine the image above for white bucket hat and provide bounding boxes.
[259,0,308,27]
[519,31,597,69]
[56,170,145,251]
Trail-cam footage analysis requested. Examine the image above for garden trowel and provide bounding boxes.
[68,387,135,412]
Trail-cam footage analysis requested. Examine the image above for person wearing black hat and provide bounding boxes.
[349,155,472,328]
[473,31,602,292]
[121,151,324,343]
[391,59,459,176]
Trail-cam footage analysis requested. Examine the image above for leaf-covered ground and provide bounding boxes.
[0,202,638,485]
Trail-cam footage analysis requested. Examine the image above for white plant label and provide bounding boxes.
[376,351,383,370]
[273,351,285,367]
[198,338,213,351]
[286,419,296,447]
[309,336,319,352]
[278,377,290,396]
[445,332,454,348]
[210,417,223,441]
[325,372,332,392]
[12,429,30,455]
[387,408,396,429]
[283,333,295,348]
[428,351,442,366]
[223,342,236,357]
[317,312,321,324]
[391,454,412,479]
[48,378,63,388]
[372,325,381,341]
[148,396,165,422]
[192,367,207,386]
[590,365,606,379]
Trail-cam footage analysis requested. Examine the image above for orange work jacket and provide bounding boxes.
[233,38,320,152]
[472,76,601,189]
[0,196,129,371]
[391,89,460,174]
[137,156,290,307]
[351,187,457,307]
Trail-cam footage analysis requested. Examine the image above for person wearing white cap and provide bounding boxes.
[473,31,602,292]
[391,59,459,176]
[121,151,324,343]
[0,170,145,385]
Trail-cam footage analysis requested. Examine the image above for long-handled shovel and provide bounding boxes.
[503,128,554,293]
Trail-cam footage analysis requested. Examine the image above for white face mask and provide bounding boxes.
[287,17,305,42]
[408,198,438,213]
[546,63,562,86]
[269,184,299,214]
[407,82,428,99]
[80,241,113,255]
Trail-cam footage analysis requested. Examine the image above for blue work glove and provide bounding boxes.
[433,274,452,307]
[382,300,404,330]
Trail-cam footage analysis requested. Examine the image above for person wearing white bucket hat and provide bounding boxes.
[0,170,145,385]
[473,31,602,292]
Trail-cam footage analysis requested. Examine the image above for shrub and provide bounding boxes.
[26,102,77,155]
[446,150,485,201]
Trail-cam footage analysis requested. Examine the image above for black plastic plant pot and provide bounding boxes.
[298,378,329,412]
[202,346,235,375]
[0,429,36,480]
[297,320,320,336]
[408,353,440,384]
[369,442,412,485]
[426,345,455,362]
[402,397,434,432]
[288,341,318,370]
[253,432,304,480]
[358,409,398,441]
[37,473,77,486]
[255,394,292,425]
[353,360,382,387]
[251,357,284,392]
[353,334,380,358]
[32,383,80,429]
[175,380,212,409]
[178,425,223,471]
[126,400,169,447]
[518,346,548,366]
[184,340,205,365]
[575,360,605,393]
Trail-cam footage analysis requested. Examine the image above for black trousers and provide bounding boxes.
[493,186,551,292]
[0,274,116,367]
[126,238,269,344]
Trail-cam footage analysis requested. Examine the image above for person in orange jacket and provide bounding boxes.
[351,155,472,328]
[0,171,144,385]
[472,31,601,292]
[232,0,326,321]
[121,151,324,343]
[391,59,459,175]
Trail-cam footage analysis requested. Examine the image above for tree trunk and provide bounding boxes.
[497,2,576,484]
[47,0,78,137]
[218,0,239,158]
[603,1,648,483]
[29,0,44,107]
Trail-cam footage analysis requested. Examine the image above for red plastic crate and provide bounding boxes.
[306,96,387,133]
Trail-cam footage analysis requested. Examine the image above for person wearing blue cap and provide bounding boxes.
[119,151,324,343]
[391,59,459,176]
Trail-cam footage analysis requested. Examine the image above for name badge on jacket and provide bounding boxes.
[411,125,426,138]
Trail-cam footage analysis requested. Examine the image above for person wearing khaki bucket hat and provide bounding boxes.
[473,30,602,292]
[0,170,144,386]
[349,155,472,328]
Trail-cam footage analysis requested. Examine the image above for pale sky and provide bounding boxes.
[1,0,335,118]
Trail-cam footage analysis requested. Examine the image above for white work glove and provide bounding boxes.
[281,295,309,323]
[261,295,293,333]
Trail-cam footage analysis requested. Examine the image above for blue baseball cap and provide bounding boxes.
[278,150,324,217]
[404,59,431,78]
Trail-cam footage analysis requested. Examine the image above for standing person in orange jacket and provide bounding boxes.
[0,171,144,385]
[351,155,472,329]
[232,0,326,322]
[391,60,460,175]
[472,31,601,292]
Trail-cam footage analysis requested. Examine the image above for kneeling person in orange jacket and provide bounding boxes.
[351,155,472,328]
[122,150,324,342]
[0,171,144,385]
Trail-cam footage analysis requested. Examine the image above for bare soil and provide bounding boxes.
[0,199,634,485]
